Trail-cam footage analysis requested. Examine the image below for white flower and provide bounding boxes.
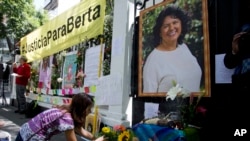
[57,77,63,83]
[104,15,113,23]
[166,84,182,101]
[61,51,67,56]
[51,64,55,68]
[166,80,192,101]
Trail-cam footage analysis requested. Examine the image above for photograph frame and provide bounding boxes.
[138,0,210,97]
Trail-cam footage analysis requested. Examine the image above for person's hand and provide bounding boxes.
[0,121,5,128]
[16,74,22,77]
[95,136,107,141]
[232,32,246,54]
[12,62,17,68]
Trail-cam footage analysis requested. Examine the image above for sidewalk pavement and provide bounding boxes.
[0,93,85,141]
[0,104,72,141]
[0,105,30,141]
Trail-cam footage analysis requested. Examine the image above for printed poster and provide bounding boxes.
[63,52,77,89]
[38,55,53,89]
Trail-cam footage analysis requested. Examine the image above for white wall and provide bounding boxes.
[34,0,81,19]
[96,0,136,127]
[57,0,81,15]
[105,0,168,127]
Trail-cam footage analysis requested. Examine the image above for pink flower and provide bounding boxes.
[113,125,126,132]
[196,106,207,116]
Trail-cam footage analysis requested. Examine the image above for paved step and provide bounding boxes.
[0,106,28,141]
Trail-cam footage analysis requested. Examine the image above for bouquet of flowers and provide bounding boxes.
[166,81,206,128]
[97,125,135,141]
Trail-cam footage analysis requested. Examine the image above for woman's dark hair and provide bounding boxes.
[153,5,191,47]
[70,93,94,128]
[238,31,250,58]
[237,24,250,58]
[42,57,50,69]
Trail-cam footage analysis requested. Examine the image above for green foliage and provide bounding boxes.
[51,65,61,90]
[29,60,40,90]
[180,92,206,127]
[102,0,114,76]
[30,67,39,88]
[102,14,113,76]
[51,53,65,89]
[183,127,200,141]
[75,46,87,68]
[73,45,86,88]
[0,0,49,40]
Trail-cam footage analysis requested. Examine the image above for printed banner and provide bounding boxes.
[20,0,106,62]
[63,52,77,89]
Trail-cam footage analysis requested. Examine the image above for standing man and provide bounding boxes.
[12,55,31,114]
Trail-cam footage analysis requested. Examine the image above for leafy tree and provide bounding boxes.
[0,0,48,52]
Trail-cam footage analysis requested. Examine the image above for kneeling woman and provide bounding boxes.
[15,93,104,141]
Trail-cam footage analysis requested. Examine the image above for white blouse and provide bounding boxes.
[143,43,202,93]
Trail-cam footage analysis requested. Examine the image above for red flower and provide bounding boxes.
[196,106,207,116]
[113,125,126,132]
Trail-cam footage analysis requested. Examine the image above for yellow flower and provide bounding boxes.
[102,127,111,134]
[118,131,130,141]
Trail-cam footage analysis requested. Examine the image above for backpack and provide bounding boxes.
[25,100,41,118]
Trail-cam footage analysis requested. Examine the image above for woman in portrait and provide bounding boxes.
[38,56,51,89]
[143,5,202,93]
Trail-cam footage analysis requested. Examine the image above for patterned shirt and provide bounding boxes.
[20,108,74,141]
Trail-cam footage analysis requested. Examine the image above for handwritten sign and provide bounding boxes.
[95,74,122,105]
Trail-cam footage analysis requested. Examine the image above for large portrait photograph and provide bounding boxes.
[138,0,210,97]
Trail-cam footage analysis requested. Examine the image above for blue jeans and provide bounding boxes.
[15,132,23,141]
